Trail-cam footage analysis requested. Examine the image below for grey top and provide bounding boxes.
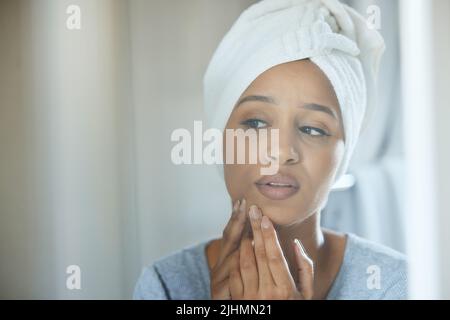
[133,233,408,300]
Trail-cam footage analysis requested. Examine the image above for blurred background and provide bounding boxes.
[0,0,449,299]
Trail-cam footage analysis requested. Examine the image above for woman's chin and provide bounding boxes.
[237,191,309,226]
[256,204,302,227]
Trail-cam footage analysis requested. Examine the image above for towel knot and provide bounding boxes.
[282,19,360,59]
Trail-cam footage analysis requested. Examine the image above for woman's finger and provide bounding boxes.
[293,238,314,300]
[217,198,247,266]
[211,278,231,300]
[260,215,294,287]
[248,205,275,290]
[229,251,244,299]
[211,249,239,284]
[239,234,258,296]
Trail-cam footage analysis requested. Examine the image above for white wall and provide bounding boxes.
[433,0,450,298]
[0,0,133,299]
[400,0,450,299]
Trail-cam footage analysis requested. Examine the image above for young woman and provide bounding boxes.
[133,0,407,300]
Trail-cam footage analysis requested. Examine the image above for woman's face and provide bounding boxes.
[223,59,345,227]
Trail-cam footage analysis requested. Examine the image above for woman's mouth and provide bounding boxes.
[254,173,300,200]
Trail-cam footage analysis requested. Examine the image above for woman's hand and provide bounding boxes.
[229,205,314,300]
[210,198,248,300]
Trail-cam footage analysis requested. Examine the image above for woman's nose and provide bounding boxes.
[276,146,300,165]
[267,130,301,165]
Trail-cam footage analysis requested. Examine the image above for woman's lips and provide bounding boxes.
[255,173,300,200]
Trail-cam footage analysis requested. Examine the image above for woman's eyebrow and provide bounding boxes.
[236,95,338,120]
[300,103,338,120]
[236,95,277,107]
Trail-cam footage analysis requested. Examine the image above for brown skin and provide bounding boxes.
[207,59,347,300]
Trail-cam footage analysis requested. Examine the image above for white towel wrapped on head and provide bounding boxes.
[203,0,385,183]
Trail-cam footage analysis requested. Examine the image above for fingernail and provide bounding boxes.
[294,238,305,255]
[239,198,246,213]
[239,198,247,217]
[261,215,272,229]
[249,205,261,220]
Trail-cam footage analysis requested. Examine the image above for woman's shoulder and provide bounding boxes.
[327,233,408,300]
[133,240,212,300]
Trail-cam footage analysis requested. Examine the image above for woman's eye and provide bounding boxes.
[299,126,329,137]
[241,119,268,129]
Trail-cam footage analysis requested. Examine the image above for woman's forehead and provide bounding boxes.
[239,60,340,115]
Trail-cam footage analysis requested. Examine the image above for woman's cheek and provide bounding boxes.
[332,139,345,172]
[308,145,344,209]
[224,164,253,200]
